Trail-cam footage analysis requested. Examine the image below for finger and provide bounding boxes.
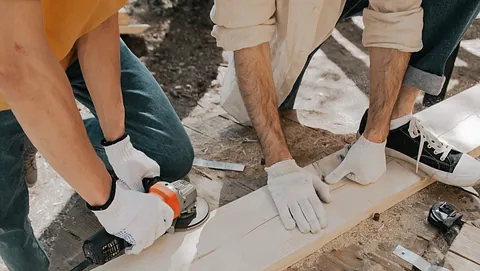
[346,173,358,182]
[309,196,328,229]
[126,240,144,255]
[299,199,321,233]
[143,159,161,177]
[289,201,310,233]
[324,162,350,184]
[157,201,174,237]
[274,198,296,230]
[143,230,156,250]
[312,177,332,203]
[346,172,373,185]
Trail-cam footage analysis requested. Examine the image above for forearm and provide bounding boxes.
[1,54,111,206]
[76,13,125,142]
[364,47,410,142]
[0,1,111,205]
[234,43,291,166]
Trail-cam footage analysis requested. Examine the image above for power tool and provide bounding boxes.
[71,177,209,271]
[427,201,465,246]
[427,201,464,232]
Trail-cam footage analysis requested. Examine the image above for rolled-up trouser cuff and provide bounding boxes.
[402,65,446,95]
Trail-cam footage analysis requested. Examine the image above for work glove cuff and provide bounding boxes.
[102,134,134,163]
[89,181,133,233]
[265,159,301,178]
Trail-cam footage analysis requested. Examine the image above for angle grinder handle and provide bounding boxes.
[83,228,131,265]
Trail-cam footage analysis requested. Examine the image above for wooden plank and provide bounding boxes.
[444,252,480,271]
[118,8,130,25]
[119,24,150,35]
[95,156,435,271]
[416,84,480,152]
[450,224,480,265]
[95,85,480,271]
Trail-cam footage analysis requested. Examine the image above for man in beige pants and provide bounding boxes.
[210,0,480,234]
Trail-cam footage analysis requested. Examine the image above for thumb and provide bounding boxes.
[324,162,350,184]
[312,177,332,203]
[126,241,143,255]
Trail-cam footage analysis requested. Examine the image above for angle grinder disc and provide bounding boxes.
[175,197,209,231]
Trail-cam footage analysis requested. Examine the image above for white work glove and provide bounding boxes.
[90,181,174,255]
[265,160,331,233]
[325,135,386,185]
[103,134,160,192]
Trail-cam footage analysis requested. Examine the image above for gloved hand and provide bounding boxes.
[325,135,386,185]
[265,159,331,233]
[89,181,174,255]
[103,134,160,192]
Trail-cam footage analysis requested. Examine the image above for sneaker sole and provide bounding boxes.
[386,148,478,186]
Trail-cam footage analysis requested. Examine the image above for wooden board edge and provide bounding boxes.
[449,223,480,266]
[119,24,150,35]
[469,145,480,159]
[444,251,480,271]
[118,8,131,25]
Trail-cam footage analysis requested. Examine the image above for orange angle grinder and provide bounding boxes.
[71,177,209,271]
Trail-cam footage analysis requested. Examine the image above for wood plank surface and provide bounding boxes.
[95,85,480,271]
[415,84,480,152]
[450,224,480,265]
[444,252,480,271]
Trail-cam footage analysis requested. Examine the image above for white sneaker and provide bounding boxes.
[358,109,480,187]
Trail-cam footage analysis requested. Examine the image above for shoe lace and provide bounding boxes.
[408,117,452,173]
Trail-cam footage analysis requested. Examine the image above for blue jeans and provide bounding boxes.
[0,40,194,270]
[280,0,480,109]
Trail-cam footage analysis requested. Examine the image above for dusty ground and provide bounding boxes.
[1,1,479,270]
[289,183,480,271]
[123,0,223,119]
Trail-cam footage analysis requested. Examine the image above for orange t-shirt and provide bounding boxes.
[0,0,127,111]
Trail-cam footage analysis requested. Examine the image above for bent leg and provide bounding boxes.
[395,0,480,117]
[0,110,49,271]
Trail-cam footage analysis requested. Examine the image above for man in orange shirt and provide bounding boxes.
[0,1,193,270]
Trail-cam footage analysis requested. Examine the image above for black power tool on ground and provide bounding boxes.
[71,178,209,271]
[427,201,464,232]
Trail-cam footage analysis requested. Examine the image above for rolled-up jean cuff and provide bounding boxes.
[402,65,446,95]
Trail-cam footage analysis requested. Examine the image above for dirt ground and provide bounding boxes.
[122,0,223,119]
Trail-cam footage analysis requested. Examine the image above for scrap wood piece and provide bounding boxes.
[118,8,130,25]
[444,252,480,271]
[449,223,480,266]
[119,24,150,35]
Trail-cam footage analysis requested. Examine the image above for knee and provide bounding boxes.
[159,135,194,182]
[172,140,194,180]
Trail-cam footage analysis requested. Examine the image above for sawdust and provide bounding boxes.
[289,183,480,270]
